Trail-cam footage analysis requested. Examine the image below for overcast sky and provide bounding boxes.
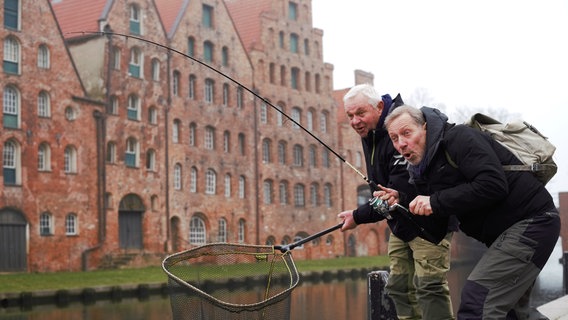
[312,0,568,204]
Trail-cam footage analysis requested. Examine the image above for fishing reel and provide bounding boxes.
[369,197,394,220]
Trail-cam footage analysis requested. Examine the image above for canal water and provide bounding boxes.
[0,237,564,319]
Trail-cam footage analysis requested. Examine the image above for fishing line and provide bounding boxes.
[67,31,438,243]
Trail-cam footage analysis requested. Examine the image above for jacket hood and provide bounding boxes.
[409,107,449,177]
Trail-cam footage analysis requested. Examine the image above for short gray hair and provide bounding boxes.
[384,105,425,129]
[343,83,381,108]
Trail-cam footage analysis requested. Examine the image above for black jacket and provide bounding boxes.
[353,95,450,243]
[410,107,557,246]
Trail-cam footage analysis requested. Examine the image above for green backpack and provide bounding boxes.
[462,113,557,185]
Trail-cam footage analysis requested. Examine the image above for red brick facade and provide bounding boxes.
[0,0,391,273]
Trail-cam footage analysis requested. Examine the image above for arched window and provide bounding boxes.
[189,216,206,245]
[37,44,50,69]
[203,41,214,63]
[3,85,20,128]
[3,139,20,184]
[310,183,319,206]
[129,4,142,35]
[64,145,77,173]
[218,218,227,242]
[205,169,216,194]
[190,167,198,193]
[224,174,231,197]
[293,144,303,166]
[3,36,20,74]
[238,175,246,198]
[279,181,289,204]
[38,142,51,171]
[39,212,53,236]
[125,138,138,168]
[204,78,214,103]
[65,213,78,235]
[127,94,140,120]
[278,141,286,165]
[262,138,271,163]
[263,179,273,204]
[37,91,50,118]
[173,163,182,190]
[151,58,160,81]
[291,107,301,129]
[146,149,156,171]
[205,126,215,150]
[324,183,332,207]
[128,47,143,78]
[172,119,180,143]
[189,122,196,146]
[294,184,305,207]
[106,142,116,163]
[238,219,246,243]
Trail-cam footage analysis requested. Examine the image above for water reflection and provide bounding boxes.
[0,237,563,319]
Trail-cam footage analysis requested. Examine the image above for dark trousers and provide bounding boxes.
[457,212,560,320]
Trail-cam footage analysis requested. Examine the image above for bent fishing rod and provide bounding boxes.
[68,31,438,244]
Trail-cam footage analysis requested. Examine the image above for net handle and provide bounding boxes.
[274,222,343,252]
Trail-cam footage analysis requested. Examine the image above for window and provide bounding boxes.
[315,74,321,93]
[205,126,215,150]
[357,185,372,206]
[112,46,120,70]
[276,104,284,126]
[218,218,227,242]
[38,143,51,171]
[38,45,50,69]
[278,141,286,165]
[222,46,229,66]
[223,131,230,153]
[109,95,118,115]
[222,83,229,106]
[189,123,196,146]
[324,184,332,207]
[204,78,214,103]
[189,216,206,245]
[238,176,245,198]
[294,184,305,207]
[288,2,298,21]
[174,163,182,190]
[146,149,156,171]
[224,174,231,197]
[151,58,160,81]
[320,112,328,133]
[307,110,313,131]
[260,102,267,124]
[148,106,157,124]
[4,0,19,29]
[190,167,197,193]
[238,219,245,243]
[291,107,301,129]
[203,41,213,63]
[3,85,20,128]
[129,47,143,78]
[236,87,244,109]
[293,144,303,166]
[205,169,216,194]
[125,138,138,168]
[262,139,271,163]
[39,212,53,236]
[309,145,316,167]
[263,179,273,204]
[291,67,299,89]
[37,91,50,118]
[305,71,311,91]
[202,5,213,28]
[279,181,289,204]
[65,213,77,235]
[106,142,116,163]
[304,39,310,56]
[237,133,245,155]
[127,94,140,120]
[3,36,20,74]
[172,119,180,143]
[64,146,77,173]
[290,34,299,53]
[279,31,285,49]
[3,140,20,184]
[187,37,195,56]
[280,65,286,86]
[322,149,330,168]
[129,4,141,35]
[172,70,180,96]
[188,75,196,99]
[65,106,76,121]
[310,183,318,206]
[269,63,276,84]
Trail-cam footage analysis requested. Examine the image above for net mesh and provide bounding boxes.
[162,243,299,320]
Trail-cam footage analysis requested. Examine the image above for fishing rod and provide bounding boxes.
[67,31,438,244]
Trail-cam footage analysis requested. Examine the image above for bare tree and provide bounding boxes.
[405,87,448,114]
[450,105,522,124]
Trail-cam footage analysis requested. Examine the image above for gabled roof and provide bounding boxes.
[51,0,113,39]
[224,0,272,52]
[154,0,188,38]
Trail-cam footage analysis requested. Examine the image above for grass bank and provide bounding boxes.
[0,255,389,294]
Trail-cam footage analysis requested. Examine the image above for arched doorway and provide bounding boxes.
[118,194,145,250]
[0,209,27,271]
[170,216,181,252]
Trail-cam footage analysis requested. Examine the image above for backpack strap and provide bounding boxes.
[444,150,458,169]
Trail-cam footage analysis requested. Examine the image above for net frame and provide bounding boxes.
[162,243,300,318]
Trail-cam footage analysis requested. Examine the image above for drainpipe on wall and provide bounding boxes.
[164,50,172,252]
[252,87,260,245]
[82,28,112,271]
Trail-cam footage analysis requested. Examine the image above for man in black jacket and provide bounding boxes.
[384,105,560,319]
[338,84,454,319]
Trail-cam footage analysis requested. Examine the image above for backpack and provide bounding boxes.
[463,113,557,185]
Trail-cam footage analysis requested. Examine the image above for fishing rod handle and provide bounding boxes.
[276,222,343,252]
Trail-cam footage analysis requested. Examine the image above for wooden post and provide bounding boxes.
[367,270,398,320]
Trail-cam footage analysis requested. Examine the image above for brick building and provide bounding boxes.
[0,0,392,273]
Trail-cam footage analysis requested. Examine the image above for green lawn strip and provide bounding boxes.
[0,255,389,294]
